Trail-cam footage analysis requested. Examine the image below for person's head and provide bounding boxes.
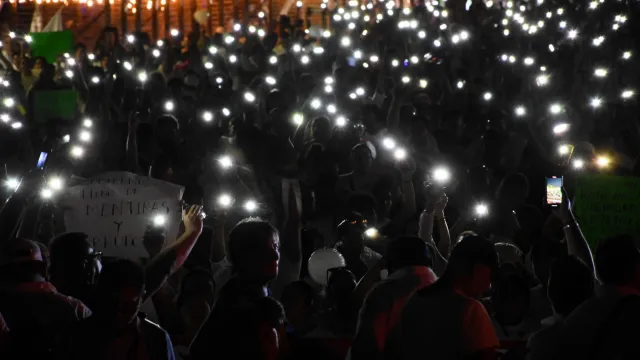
[0,238,47,284]
[336,212,367,254]
[350,143,373,174]
[20,56,32,75]
[491,263,530,325]
[95,259,145,329]
[228,218,280,283]
[595,234,640,289]
[547,255,595,318]
[280,281,315,331]
[372,178,394,219]
[40,63,55,82]
[33,56,46,72]
[346,193,378,226]
[311,117,331,144]
[386,236,432,274]
[445,234,498,298]
[155,114,180,146]
[496,173,529,209]
[49,233,102,292]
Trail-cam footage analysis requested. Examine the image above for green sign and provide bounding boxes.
[573,175,640,248]
[32,90,78,124]
[29,31,74,64]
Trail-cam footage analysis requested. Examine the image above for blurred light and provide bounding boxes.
[229,55,238,63]
[515,106,526,116]
[91,76,100,84]
[218,194,232,207]
[536,74,550,87]
[432,167,451,184]
[203,111,214,122]
[621,90,635,99]
[153,215,166,227]
[152,49,161,57]
[170,29,179,36]
[49,177,63,190]
[568,29,578,39]
[164,100,175,111]
[65,70,74,79]
[265,76,276,85]
[208,46,218,55]
[244,92,256,103]
[483,92,493,101]
[336,116,347,127]
[41,188,53,199]
[204,62,213,69]
[70,146,84,158]
[475,203,489,217]
[311,98,322,109]
[138,71,148,82]
[83,119,93,128]
[382,137,396,150]
[456,81,465,89]
[10,122,22,129]
[590,97,603,108]
[365,228,379,238]
[126,34,135,43]
[393,148,407,160]
[553,123,570,134]
[622,51,632,60]
[222,108,231,117]
[594,68,608,77]
[523,57,534,66]
[573,159,585,169]
[292,113,304,125]
[596,156,610,168]
[5,178,19,191]
[218,155,233,169]
[244,200,258,212]
[79,130,91,142]
[549,104,563,115]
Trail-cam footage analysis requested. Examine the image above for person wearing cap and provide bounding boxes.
[0,238,92,330]
[389,234,499,360]
[334,212,382,281]
[349,236,437,360]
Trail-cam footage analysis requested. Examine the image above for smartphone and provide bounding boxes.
[545,176,563,207]
[36,152,49,170]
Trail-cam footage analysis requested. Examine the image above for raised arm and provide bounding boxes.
[555,188,594,272]
[144,205,204,301]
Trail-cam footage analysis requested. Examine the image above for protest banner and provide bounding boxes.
[573,174,640,248]
[29,30,74,64]
[57,171,184,259]
[33,89,77,124]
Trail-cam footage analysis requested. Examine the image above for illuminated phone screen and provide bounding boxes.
[546,177,563,206]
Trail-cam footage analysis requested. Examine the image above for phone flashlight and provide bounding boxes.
[126,34,135,43]
[138,71,148,83]
[152,49,161,57]
[5,178,19,191]
[153,214,167,227]
[474,203,489,217]
[164,100,175,112]
[431,166,451,184]
[202,111,214,122]
[218,155,233,169]
[596,155,610,168]
[41,188,54,199]
[218,194,233,208]
[573,158,585,169]
[336,116,347,127]
[553,123,570,135]
[170,29,179,37]
[91,76,100,84]
[365,228,379,238]
[382,137,396,150]
[70,146,84,158]
[244,200,258,212]
[244,91,256,103]
[49,177,64,191]
[394,148,407,161]
[265,76,277,85]
[292,113,304,126]
[310,98,322,109]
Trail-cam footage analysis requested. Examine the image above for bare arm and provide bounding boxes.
[418,210,448,277]
[126,115,141,174]
[556,188,594,272]
[144,206,204,301]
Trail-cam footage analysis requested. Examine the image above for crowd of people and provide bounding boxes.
[1,0,640,358]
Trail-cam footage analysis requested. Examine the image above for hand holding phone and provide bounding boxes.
[36,152,49,170]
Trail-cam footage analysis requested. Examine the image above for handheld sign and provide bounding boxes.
[573,175,640,249]
[58,171,184,259]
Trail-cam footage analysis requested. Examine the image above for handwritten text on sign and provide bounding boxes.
[573,175,640,248]
[59,172,184,259]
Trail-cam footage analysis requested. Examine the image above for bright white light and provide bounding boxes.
[127,34,135,43]
[79,130,91,142]
[573,159,585,169]
[327,104,337,114]
[218,194,233,207]
[432,167,451,184]
[265,76,277,86]
[558,144,570,155]
[592,36,605,47]
[536,74,550,87]
[204,62,213,69]
[170,29,179,36]
[548,44,555,52]
[508,55,516,63]
[41,188,53,199]
[418,30,426,39]
[292,113,304,126]
[402,76,411,84]
[553,123,570,134]
[70,146,84,158]
[65,70,74,79]
[138,71,148,82]
[164,100,175,111]
[515,106,526,116]
[460,31,469,40]
[341,37,351,47]
[311,98,322,109]
[590,97,603,108]
[222,108,231,117]
[355,87,366,96]
[503,29,510,36]
[292,44,302,53]
[244,200,258,212]
[324,85,333,93]
[49,177,63,190]
[621,90,634,99]
[456,81,464,89]
[549,104,563,115]
[123,61,133,71]
[203,111,214,122]
[218,155,233,169]
[153,215,166,227]
[208,46,218,55]
[269,56,277,65]
[393,148,407,160]
[336,116,347,127]
[83,119,93,128]
[483,92,493,101]
[244,92,256,103]
[10,122,22,129]
[152,49,161,58]
[382,137,396,150]
[567,29,578,39]
[419,79,428,89]
[229,55,238,63]
[475,203,489,217]
[523,57,534,66]
[300,55,310,65]
[5,178,19,191]
[91,76,100,84]
[622,51,632,60]
[365,228,379,238]
[433,39,441,47]
[594,68,608,77]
